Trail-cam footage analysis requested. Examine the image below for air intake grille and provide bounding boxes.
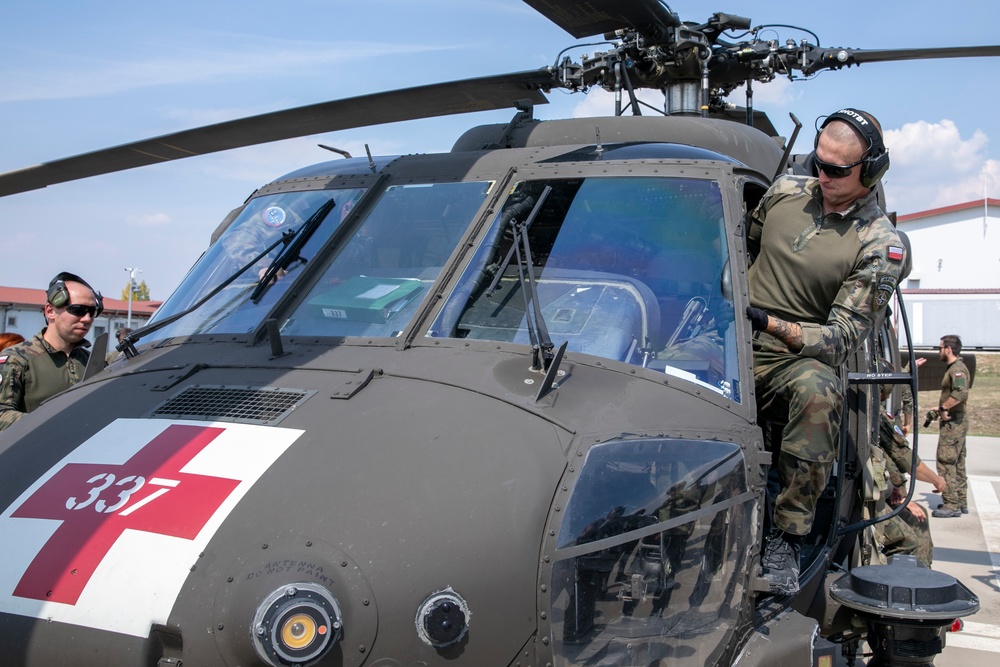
[149,384,315,426]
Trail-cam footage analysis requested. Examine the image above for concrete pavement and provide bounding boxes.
[895,433,1000,664]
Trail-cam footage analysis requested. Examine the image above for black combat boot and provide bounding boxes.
[932,506,962,518]
[761,529,801,594]
[937,503,969,513]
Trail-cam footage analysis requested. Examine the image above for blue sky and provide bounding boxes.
[2,0,999,300]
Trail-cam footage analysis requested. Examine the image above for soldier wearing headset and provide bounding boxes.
[744,109,907,594]
[0,272,103,431]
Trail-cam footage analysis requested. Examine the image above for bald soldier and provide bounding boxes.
[0,272,103,430]
[745,108,907,593]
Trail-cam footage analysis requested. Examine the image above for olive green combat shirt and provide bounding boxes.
[0,329,91,431]
[939,357,970,416]
[747,176,905,367]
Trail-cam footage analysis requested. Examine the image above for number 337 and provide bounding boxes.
[65,473,173,515]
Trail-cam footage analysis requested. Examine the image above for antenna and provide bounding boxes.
[319,144,352,159]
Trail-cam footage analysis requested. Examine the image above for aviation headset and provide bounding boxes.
[47,271,104,316]
[812,108,890,189]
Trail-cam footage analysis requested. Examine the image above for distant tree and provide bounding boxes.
[121,279,151,301]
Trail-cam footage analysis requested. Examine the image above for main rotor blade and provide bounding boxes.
[850,44,1000,63]
[524,0,679,39]
[805,44,1000,74]
[0,70,553,197]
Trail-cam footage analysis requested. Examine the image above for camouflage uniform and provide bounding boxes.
[0,329,91,431]
[937,357,970,511]
[658,330,725,384]
[875,409,933,567]
[747,176,905,535]
[893,364,915,433]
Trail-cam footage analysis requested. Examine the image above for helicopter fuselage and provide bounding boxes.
[0,115,929,666]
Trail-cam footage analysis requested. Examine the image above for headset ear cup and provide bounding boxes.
[861,150,891,189]
[47,281,69,308]
[46,271,102,313]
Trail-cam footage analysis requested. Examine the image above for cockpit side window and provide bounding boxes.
[430,177,741,402]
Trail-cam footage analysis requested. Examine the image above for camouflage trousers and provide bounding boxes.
[937,414,968,509]
[878,504,933,568]
[753,335,842,536]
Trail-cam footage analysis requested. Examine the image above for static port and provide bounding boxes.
[415,589,470,648]
[251,582,342,666]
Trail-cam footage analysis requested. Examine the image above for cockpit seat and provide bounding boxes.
[461,269,660,363]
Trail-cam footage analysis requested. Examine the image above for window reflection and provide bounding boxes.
[281,181,492,338]
[430,177,739,400]
[147,189,362,341]
[551,439,752,667]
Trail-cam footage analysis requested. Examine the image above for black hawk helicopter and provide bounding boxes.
[0,1,995,665]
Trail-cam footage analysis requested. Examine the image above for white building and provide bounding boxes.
[0,285,159,344]
[896,198,1000,349]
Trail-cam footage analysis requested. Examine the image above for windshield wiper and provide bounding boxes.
[117,230,296,358]
[486,186,561,374]
[486,187,549,297]
[251,197,337,303]
[512,211,555,373]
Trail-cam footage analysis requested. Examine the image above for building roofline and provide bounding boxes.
[0,285,160,315]
[897,197,1000,223]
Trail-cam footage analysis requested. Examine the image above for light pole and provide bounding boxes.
[124,267,141,328]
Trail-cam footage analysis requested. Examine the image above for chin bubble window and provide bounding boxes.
[549,438,754,666]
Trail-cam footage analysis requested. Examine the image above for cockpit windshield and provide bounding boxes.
[145,189,363,342]
[279,181,494,338]
[429,177,740,401]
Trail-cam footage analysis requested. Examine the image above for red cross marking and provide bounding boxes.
[11,424,240,605]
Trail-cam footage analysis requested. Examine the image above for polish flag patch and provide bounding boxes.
[888,246,905,262]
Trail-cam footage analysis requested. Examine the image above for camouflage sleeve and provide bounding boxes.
[0,355,28,431]
[878,410,917,475]
[797,233,904,367]
[900,382,914,415]
[658,331,725,383]
[947,365,970,406]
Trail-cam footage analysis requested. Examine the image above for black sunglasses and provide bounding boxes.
[814,155,865,179]
[65,304,99,318]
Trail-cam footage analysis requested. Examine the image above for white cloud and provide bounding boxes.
[884,120,987,172]
[923,160,1000,209]
[731,77,800,109]
[882,119,995,213]
[569,88,651,118]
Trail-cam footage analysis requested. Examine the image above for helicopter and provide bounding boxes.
[0,1,996,665]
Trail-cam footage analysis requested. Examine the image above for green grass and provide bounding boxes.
[916,352,1000,438]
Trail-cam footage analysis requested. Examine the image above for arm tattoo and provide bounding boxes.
[770,317,804,352]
